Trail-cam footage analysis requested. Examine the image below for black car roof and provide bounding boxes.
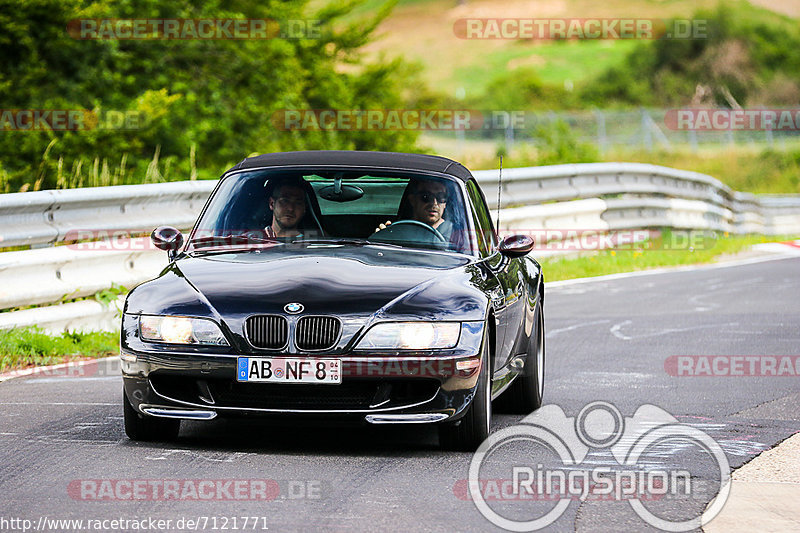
[232,150,474,182]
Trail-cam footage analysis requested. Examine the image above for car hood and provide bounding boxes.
[125,245,489,322]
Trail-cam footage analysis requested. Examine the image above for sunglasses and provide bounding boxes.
[416,191,448,204]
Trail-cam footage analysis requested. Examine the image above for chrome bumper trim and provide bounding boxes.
[365,413,449,424]
[140,405,217,420]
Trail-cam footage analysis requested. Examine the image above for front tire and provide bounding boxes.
[497,301,545,413]
[123,391,180,441]
[439,335,492,451]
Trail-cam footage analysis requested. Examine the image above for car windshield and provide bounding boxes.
[188,168,475,255]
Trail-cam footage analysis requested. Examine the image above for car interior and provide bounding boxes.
[194,170,470,252]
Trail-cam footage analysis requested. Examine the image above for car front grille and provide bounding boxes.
[245,315,341,351]
[245,315,288,349]
[295,316,341,351]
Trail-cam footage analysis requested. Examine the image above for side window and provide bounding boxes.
[466,180,497,256]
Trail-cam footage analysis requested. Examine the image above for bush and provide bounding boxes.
[0,0,421,191]
[532,120,599,165]
[579,2,800,107]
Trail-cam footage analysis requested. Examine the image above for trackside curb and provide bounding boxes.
[704,432,800,532]
[0,355,119,383]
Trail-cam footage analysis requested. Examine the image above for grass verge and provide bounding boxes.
[540,233,797,281]
[0,328,118,373]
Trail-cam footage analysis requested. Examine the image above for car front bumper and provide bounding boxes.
[121,350,484,424]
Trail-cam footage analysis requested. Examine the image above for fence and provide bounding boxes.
[452,109,800,152]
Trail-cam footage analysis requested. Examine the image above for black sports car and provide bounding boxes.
[121,151,545,450]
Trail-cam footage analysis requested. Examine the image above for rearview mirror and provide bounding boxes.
[498,234,534,258]
[151,226,184,260]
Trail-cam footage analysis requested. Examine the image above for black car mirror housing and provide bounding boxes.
[151,226,184,260]
[498,234,534,258]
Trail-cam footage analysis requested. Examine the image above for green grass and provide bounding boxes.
[540,233,797,281]
[0,328,118,373]
[452,40,638,94]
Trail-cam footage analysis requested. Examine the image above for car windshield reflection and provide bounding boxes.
[188,169,474,255]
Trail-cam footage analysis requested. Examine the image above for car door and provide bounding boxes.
[466,180,526,373]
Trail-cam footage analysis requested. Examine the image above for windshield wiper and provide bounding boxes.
[189,234,282,250]
[297,238,405,249]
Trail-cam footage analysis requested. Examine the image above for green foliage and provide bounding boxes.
[94,283,127,307]
[481,67,575,111]
[531,120,599,165]
[0,0,419,191]
[0,327,118,371]
[580,2,800,107]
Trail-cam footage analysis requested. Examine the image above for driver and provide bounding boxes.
[266,178,307,239]
[376,178,453,240]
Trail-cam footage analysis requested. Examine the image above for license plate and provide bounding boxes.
[237,357,341,384]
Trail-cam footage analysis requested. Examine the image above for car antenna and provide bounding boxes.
[496,155,503,237]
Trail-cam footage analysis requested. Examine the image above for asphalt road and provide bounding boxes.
[1,255,799,532]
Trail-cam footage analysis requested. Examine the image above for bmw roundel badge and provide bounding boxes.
[284,302,304,314]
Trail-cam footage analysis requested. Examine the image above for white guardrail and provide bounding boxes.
[1,162,799,333]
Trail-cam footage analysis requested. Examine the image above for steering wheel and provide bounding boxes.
[369,219,448,248]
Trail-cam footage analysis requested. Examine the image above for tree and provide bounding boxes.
[0,0,418,190]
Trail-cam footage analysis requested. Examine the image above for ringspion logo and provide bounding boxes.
[467,402,729,531]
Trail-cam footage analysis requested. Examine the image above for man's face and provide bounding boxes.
[409,180,448,227]
[269,185,306,230]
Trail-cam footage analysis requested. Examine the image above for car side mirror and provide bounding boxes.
[151,226,184,260]
[498,234,534,258]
